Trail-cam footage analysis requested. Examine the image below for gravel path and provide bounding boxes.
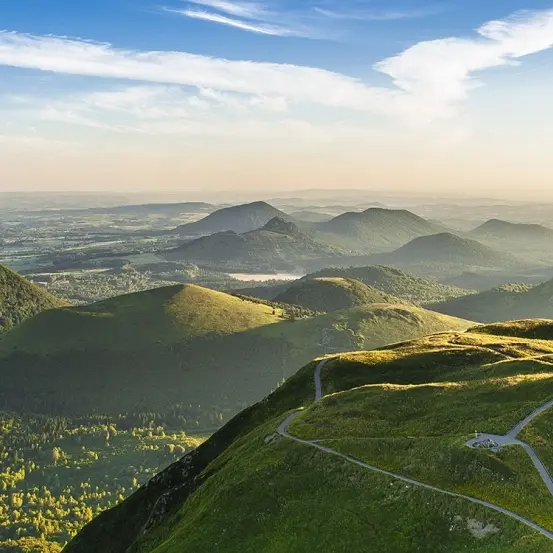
[278,358,553,542]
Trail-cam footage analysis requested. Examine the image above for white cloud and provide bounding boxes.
[171,9,305,36]
[375,9,553,116]
[0,31,391,111]
[314,6,439,21]
[185,0,268,19]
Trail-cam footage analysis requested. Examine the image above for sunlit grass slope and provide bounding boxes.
[64,320,553,553]
[0,284,282,355]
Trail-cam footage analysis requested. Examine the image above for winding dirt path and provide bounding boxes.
[277,359,553,541]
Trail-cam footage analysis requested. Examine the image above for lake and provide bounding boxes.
[228,273,303,282]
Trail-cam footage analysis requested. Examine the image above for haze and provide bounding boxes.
[2,0,553,199]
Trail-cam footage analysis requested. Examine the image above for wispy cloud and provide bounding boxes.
[170,9,306,36]
[0,31,389,111]
[167,0,324,38]
[185,0,268,19]
[314,6,441,22]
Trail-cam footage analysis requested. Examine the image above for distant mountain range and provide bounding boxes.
[27,202,215,217]
[0,265,67,330]
[164,217,346,272]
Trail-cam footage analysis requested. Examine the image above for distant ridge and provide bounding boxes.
[316,207,448,252]
[174,201,289,236]
[471,219,553,240]
[469,219,553,257]
[375,233,518,268]
[164,217,345,271]
[0,265,67,330]
[29,202,215,216]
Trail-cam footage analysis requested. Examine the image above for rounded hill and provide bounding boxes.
[379,233,517,267]
[274,277,396,312]
[0,284,282,355]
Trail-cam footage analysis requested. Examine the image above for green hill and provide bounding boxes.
[164,217,346,272]
[469,220,553,264]
[432,279,553,323]
[471,219,553,245]
[0,265,67,331]
[0,284,281,355]
[274,277,397,312]
[174,201,289,236]
[303,265,473,305]
[315,208,448,252]
[0,284,470,419]
[64,320,553,553]
[374,233,518,271]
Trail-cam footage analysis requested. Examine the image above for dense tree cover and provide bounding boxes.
[0,266,66,331]
[0,411,205,553]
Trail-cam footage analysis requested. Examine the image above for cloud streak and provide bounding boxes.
[169,0,322,38]
[185,0,268,19]
[314,6,441,21]
[169,8,306,36]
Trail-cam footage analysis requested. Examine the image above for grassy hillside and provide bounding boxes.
[0,284,469,419]
[315,208,447,252]
[304,265,473,304]
[164,218,346,272]
[0,284,281,355]
[174,202,288,236]
[0,265,67,331]
[432,279,553,323]
[64,320,553,553]
[274,277,398,312]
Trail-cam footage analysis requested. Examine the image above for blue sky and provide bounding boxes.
[2,0,553,197]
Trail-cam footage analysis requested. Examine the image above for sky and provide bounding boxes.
[2,0,553,198]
